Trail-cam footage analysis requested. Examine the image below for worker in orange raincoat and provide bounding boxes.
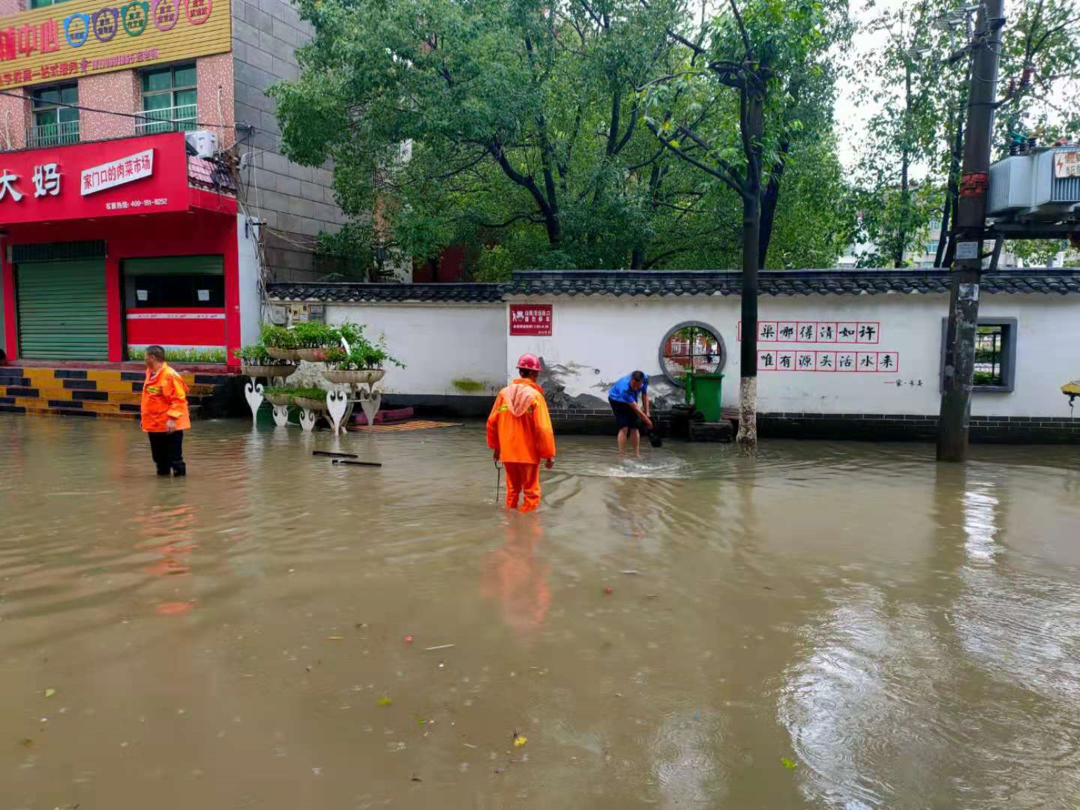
[487,354,556,512]
[141,345,191,477]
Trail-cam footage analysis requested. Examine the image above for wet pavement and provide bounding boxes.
[1,416,1078,809]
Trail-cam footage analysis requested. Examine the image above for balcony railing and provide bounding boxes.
[135,104,198,135]
[26,120,80,148]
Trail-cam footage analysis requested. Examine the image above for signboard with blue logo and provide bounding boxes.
[0,0,230,90]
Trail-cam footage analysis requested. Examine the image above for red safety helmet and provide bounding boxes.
[516,353,542,372]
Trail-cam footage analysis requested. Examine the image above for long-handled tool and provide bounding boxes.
[494,459,502,504]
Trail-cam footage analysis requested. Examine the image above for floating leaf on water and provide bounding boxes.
[378,697,393,707]
[44,688,56,698]
[781,757,797,770]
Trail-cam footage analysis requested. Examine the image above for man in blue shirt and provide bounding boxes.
[608,370,652,457]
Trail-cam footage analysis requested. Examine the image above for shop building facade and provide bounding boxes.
[0,0,343,367]
[0,132,261,367]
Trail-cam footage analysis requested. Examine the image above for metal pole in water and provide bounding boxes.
[937,0,1005,462]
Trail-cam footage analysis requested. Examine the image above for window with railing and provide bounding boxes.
[138,64,197,134]
[30,0,71,8]
[28,84,80,147]
[939,318,1017,393]
[974,326,1005,387]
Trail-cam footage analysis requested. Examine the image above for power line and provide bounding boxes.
[0,89,281,141]
[0,88,235,131]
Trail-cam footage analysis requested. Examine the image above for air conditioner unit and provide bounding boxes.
[988,146,1080,220]
[185,130,219,159]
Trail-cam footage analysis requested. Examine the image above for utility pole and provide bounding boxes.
[936,0,1005,462]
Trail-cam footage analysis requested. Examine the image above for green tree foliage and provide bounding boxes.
[850,0,943,267]
[853,0,1080,268]
[272,0,851,275]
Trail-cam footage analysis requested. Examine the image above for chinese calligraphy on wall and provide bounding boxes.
[758,350,900,373]
[737,319,900,373]
[737,320,881,344]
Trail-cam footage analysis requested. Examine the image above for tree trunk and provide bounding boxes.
[737,189,761,455]
[758,139,789,269]
[736,89,763,456]
[897,147,910,268]
[896,66,913,268]
[936,109,965,267]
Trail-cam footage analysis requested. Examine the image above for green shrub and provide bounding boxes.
[323,329,404,369]
[233,345,285,363]
[973,371,1003,386]
[263,385,328,402]
[260,325,298,349]
[292,322,341,347]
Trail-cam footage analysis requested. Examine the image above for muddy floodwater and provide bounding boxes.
[1,416,1079,809]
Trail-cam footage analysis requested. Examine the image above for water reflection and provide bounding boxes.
[481,513,551,635]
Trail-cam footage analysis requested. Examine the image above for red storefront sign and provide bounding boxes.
[0,132,189,225]
[509,304,553,336]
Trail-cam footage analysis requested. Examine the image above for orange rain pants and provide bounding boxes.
[504,462,541,512]
[487,377,556,513]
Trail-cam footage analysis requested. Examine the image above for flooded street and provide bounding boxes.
[1,416,1079,810]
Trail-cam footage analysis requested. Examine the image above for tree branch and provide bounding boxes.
[646,120,745,198]
[674,123,743,187]
[728,0,753,57]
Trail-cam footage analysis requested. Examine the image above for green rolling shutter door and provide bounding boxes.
[17,260,108,360]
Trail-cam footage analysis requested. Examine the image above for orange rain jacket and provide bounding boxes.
[141,363,191,433]
[487,378,556,464]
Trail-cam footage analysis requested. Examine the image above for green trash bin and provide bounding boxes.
[684,371,724,422]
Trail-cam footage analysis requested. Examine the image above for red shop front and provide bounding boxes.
[0,132,241,367]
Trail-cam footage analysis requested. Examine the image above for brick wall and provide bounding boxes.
[197,54,236,150]
[80,71,139,141]
[231,0,347,282]
[0,88,28,150]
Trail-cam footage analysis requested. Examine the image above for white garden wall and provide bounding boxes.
[506,293,1080,418]
[325,303,507,396]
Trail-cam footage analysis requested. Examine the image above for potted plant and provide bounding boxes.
[260,325,303,361]
[322,327,403,384]
[234,345,297,379]
[289,385,332,412]
[291,322,343,362]
[261,384,296,408]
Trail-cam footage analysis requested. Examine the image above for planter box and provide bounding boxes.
[264,392,291,407]
[242,364,296,379]
[322,369,386,386]
[296,348,331,363]
[265,348,303,362]
[294,396,329,412]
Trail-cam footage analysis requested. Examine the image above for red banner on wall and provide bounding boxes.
[509,304,553,336]
[0,132,189,225]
